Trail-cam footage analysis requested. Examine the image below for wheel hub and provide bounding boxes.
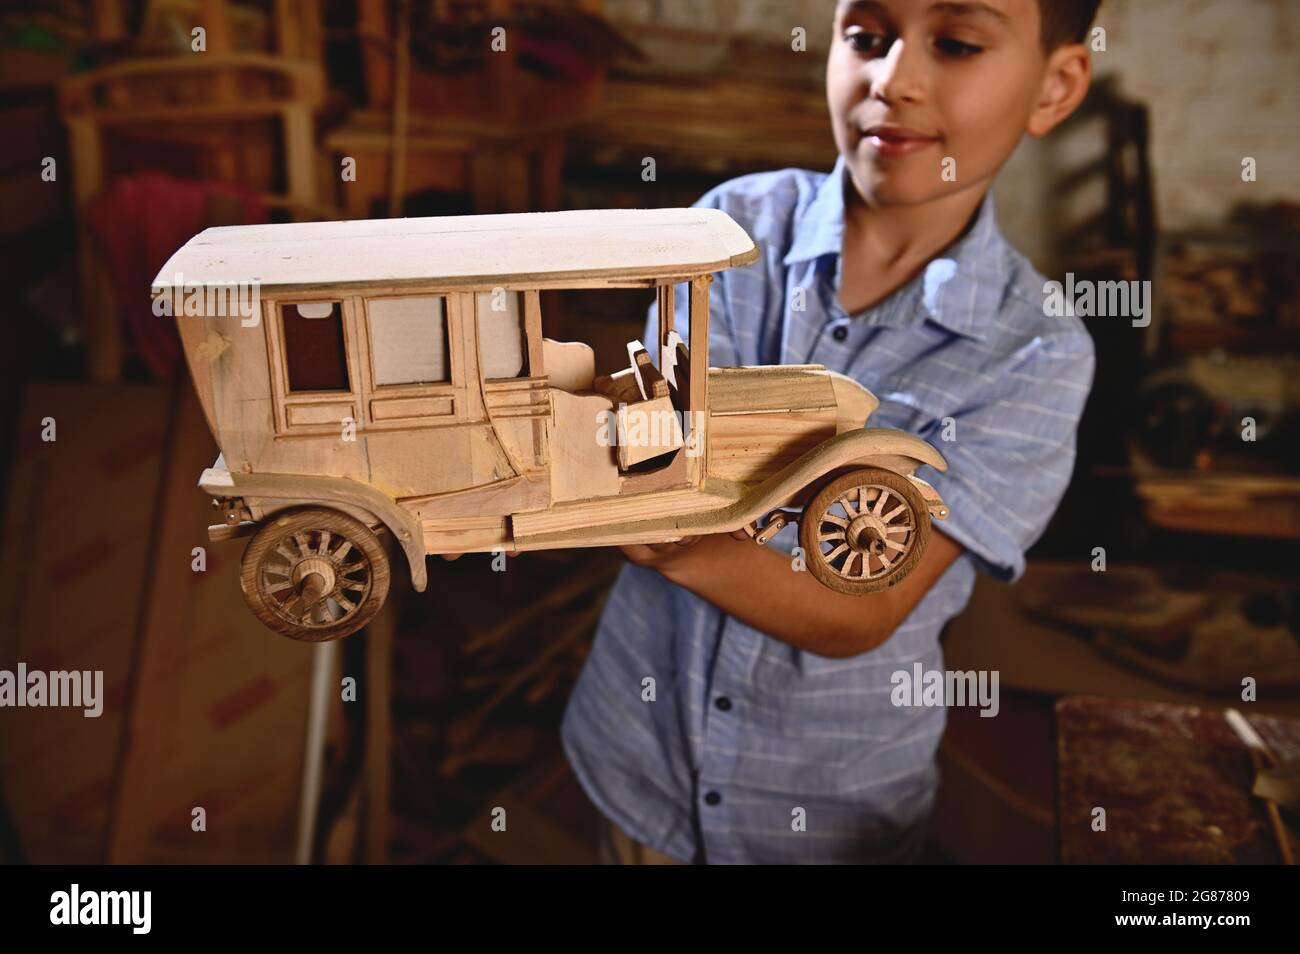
[846,513,890,555]
[292,556,337,597]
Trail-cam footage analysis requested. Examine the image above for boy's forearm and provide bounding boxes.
[655,530,961,659]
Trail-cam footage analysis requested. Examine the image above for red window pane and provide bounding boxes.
[282,302,349,392]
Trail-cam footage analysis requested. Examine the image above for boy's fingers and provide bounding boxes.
[624,533,748,565]
[620,540,682,563]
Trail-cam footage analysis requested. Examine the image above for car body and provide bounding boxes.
[158,207,950,640]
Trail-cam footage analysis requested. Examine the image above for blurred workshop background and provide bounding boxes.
[0,0,1298,865]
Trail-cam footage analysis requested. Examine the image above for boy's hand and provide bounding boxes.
[619,531,748,578]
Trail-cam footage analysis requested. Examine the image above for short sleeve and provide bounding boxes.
[919,331,1095,583]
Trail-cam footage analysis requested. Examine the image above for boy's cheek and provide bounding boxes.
[825,50,863,142]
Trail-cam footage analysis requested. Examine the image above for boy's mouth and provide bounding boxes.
[860,124,941,159]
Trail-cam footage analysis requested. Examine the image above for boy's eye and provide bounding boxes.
[845,29,889,55]
[935,37,983,57]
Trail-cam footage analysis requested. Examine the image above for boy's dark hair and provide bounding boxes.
[1038,0,1102,51]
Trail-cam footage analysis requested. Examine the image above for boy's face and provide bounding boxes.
[827,0,1084,207]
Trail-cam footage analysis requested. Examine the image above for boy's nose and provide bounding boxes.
[870,40,926,105]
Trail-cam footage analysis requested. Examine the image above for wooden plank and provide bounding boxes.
[0,385,169,862]
[155,209,760,292]
[370,395,454,421]
[708,365,837,415]
[689,274,710,482]
[706,411,836,483]
[523,291,544,376]
[657,282,674,360]
[571,77,836,174]
[286,401,355,426]
[109,383,312,863]
[512,485,729,538]
[615,396,682,469]
[547,390,620,503]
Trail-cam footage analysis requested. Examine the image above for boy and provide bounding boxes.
[562,0,1100,863]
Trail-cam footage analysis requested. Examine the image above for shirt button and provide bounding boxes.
[715,696,732,711]
[704,791,722,806]
[831,325,848,342]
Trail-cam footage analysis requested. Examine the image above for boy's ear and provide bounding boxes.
[1026,43,1092,138]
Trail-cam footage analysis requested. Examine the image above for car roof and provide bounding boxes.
[154,207,760,294]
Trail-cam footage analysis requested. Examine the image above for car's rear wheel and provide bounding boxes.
[799,468,930,595]
[240,508,390,641]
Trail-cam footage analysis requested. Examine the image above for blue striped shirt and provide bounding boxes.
[560,158,1095,864]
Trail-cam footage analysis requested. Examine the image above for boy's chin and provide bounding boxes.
[844,161,951,208]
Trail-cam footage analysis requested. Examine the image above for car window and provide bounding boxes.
[369,296,450,386]
[282,301,349,392]
[476,290,527,379]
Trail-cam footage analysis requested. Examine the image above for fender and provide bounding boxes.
[800,426,948,475]
[199,464,428,592]
[724,427,948,523]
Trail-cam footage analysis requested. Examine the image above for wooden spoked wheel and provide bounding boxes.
[799,468,931,595]
[240,508,390,641]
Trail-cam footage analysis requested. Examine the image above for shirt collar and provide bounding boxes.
[784,155,849,266]
[784,155,1008,342]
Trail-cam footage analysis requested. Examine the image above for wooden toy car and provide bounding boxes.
[157,208,951,641]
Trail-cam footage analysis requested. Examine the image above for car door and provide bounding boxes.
[354,291,482,498]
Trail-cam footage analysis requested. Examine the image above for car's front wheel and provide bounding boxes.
[239,508,390,641]
[799,468,931,595]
